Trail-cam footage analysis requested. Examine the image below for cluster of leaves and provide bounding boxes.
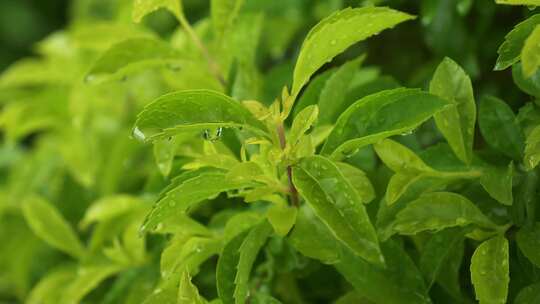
[1,0,540,303]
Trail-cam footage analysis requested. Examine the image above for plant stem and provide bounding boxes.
[177,12,226,86]
[277,122,299,207]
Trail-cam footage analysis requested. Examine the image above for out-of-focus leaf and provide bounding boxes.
[132,0,183,22]
[514,282,540,304]
[430,57,476,164]
[516,223,540,267]
[525,124,540,170]
[479,95,524,160]
[495,0,540,5]
[522,25,540,77]
[470,235,509,304]
[495,14,540,70]
[211,0,245,39]
[322,88,449,160]
[293,156,383,266]
[26,267,76,304]
[513,63,540,97]
[80,195,145,229]
[134,90,268,142]
[22,196,85,259]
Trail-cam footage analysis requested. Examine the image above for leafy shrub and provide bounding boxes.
[1,0,540,303]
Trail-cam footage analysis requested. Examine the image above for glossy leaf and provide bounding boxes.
[335,162,375,204]
[495,14,540,70]
[479,162,513,206]
[140,172,257,233]
[374,139,433,172]
[291,7,415,97]
[292,155,383,266]
[479,95,524,160]
[132,0,183,22]
[522,25,540,78]
[134,90,268,142]
[322,88,449,160]
[470,236,509,304]
[430,57,476,164]
[393,192,496,235]
[516,223,540,267]
[525,124,540,170]
[178,270,207,304]
[495,0,540,5]
[21,196,85,259]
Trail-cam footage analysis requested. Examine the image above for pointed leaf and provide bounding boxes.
[292,156,383,266]
[133,0,183,22]
[430,57,476,164]
[525,124,540,170]
[470,236,509,304]
[335,162,375,204]
[60,263,124,304]
[321,88,449,160]
[178,270,207,304]
[495,14,540,70]
[374,139,433,172]
[522,25,540,78]
[289,105,319,145]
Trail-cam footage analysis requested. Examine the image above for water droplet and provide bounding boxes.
[132,127,146,142]
[330,39,337,45]
[202,127,223,141]
[84,74,96,83]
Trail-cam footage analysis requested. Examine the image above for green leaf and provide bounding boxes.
[318,57,364,124]
[335,162,375,204]
[288,205,341,264]
[140,171,257,233]
[515,283,540,304]
[21,196,85,259]
[293,68,336,116]
[234,221,272,304]
[132,0,183,22]
[86,38,184,83]
[525,124,540,170]
[80,195,145,229]
[134,90,268,142]
[266,203,297,236]
[495,0,540,5]
[374,139,433,173]
[522,25,540,78]
[393,192,496,235]
[291,7,415,98]
[470,235,509,304]
[336,240,431,304]
[479,162,513,206]
[429,57,476,164]
[27,267,76,304]
[321,88,449,160]
[211,0,245,39]
[161,236,221,278]
[178,270,207,304]
[495,14,540,70]
[478,95,524,160]
[292,155,383,266]
[385,173,425,205]
[153,137,179,177]
[217,229,249,304]
[61,263,124,304]
[419,228,464,289]
[513,62,540,97]
[516,222,540,267]
[289,105,319,145]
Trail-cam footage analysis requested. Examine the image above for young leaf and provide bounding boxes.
[429,57,476,164]
[21,196,85,259]
[134,90,268,142]
[495,14,540,70]
[374,138,433,173]
[393,192,496,235]
[292,155,384,266]
[178,270,207,304]
[525,124,540,170]
[514,283,540,304]
[335,162,375,204]
[470,236,509,304]
[318,57,363,124]
[516,223,540,267]
[289,105,319,145]
[140,172,258,233]
[133,0,183,22]
[513,63,540,97]
[291,7,415,98]
[522,25,540,78]
[321,88,449,160]
[266,203,297,236]
[86,38,184,83]
[234,221,272,304]
[61,263,124,304]
[478,95,524,160]
[210,0,245,39]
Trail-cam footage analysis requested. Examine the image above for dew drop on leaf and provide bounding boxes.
[132,127,146,142]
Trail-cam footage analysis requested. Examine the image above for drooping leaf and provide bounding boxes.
[134,90,268,142]
[429,57,476,164]
[291,7,415,98]
[140,172,258,233]
[514,283,540,304]
[522,25,540,78]
[393,192,496,235]
[470,235,509,304]
[478,95,524,160]
[292,155,384,266]
[321,88,449,160]
[516,223,540,267]
[234,221,272,304]
[495,14,540,70]
[178,270,207,304]
[21,196,85,259]
[132,0,183,22]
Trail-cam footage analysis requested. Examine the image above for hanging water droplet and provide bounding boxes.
[400,129,414,136]
[202,127,223,141]
[132,127,146,142]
